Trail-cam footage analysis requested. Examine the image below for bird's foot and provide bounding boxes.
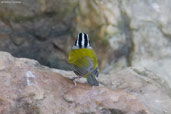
[72,77,79,87]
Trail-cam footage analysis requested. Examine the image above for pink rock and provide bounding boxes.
[0,52,150,114]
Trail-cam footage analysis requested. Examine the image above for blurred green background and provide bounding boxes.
[0,0,170,77]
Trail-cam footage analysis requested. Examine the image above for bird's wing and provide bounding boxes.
[71,56,94,77]
[92,67,99,77]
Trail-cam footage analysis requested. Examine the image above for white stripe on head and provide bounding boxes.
[76,34,79,46]
[82,33,85,48]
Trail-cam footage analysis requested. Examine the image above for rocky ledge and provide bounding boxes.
[0,51,171,114]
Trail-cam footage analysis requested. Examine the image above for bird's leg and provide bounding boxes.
[73,79,77,87]
[72,77,79,87]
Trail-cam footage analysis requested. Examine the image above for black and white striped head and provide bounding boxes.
[72,33,92,49]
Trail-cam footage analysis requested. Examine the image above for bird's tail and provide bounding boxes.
[87,74,99,86]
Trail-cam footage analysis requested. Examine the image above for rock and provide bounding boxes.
[0,51,150,114]
[0,0,171,85]
[74,0,121,69]
[99,67,171,114]
[74,0,171,80]
[59,64,171,114]
[0,0,78,70]
[120,0,171,89]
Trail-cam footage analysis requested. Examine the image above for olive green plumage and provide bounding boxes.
[69,33,99,86]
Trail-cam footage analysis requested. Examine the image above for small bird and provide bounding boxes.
[69,33,99,86]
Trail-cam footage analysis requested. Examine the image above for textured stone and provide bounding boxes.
[0,51,150,114]
[0,0,78,70]
[120,0,171,89]
[99,67,171,114]
[0,0,171,82]
[59,65,171,114]
[74,0,121,69]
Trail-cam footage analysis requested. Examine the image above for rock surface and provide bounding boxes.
[120,0,171,90]
[0,0,170,76]
[100,68,171,114]
[0,0,78,70]
[56,64,171,113]
[0,51,150,114]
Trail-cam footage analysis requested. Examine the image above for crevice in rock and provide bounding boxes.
[102,108,126,114]
[158,25,171,42]
[52,42,68,57]
[11,11,57,24]
[80,112,95,114]
[114,0,134,67]
[0,10,14,29]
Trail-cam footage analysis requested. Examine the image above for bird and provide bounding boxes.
[69,33,99,86]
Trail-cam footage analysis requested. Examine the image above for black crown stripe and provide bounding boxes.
[84,33,88,48]
[78,33,82,48]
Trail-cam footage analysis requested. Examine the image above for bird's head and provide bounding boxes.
[72,33,92,49]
